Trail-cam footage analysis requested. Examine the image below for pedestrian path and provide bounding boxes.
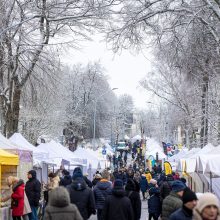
[89,199,149,220]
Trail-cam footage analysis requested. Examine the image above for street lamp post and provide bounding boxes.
[92,88,118,150]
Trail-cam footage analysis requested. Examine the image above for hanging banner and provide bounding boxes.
[164,161,172,175]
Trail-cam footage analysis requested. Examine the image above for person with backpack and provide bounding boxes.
[102,179,134,220]
[140,174,149,200]
[148,179,161,220]
[93,170,112,220]
[160,174,174,201]
[125,179,141,220]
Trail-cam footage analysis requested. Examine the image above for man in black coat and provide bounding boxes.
[59,169,72,187]
[169,187,197,220]
[125,179,141,220]
[25,170,41,220]
[67,167,96,220]
[102,179,134,220]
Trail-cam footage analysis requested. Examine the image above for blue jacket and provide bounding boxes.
[93,180,112,210]
[140,176,148,192]
[169,207,193,220]
[148,185,161,216]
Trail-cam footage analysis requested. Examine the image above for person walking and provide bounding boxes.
[11,177,25,220]
[25,170,41,220]
[59,170,72,187]
[160,174,174,201]
[44,186,83,220]
[125,178,141,220]
[161,180,186,220]
[148,179,161,220]
[169,187,197,220]
[102,179,134,220]
[93,170,112,220]
[140,174,148,200]
[67,167,96,220]
[193,193,220,220]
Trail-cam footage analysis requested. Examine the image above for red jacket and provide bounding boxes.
[11,180,25,216]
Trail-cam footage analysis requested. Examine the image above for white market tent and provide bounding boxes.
[168,148,188,163]
[145,149,166,160]
[131,135,142,143]
[9,133,49,161]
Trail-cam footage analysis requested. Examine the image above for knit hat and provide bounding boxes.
[114,179,123,189]
[172,180,186,192]
[196,193,220,213]
[182,187,197,204]
[150,179,157,185]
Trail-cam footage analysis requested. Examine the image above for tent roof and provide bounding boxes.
[146,149,166,160]
[9,133,48,160]
[0,149,19,165]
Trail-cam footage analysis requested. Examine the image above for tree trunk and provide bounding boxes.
[5,81,21,138]
[200,74,209,148]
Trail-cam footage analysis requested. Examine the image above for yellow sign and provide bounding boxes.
[164,161,172,175]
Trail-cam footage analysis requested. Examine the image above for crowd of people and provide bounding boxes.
[1,154,220,220]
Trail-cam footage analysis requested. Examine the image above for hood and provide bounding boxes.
[125,179,135,191]
[112,187,125,197]
[49,187,70,207]
[149,186,160,195]
[28,170,37,179]
[13,179,24,192]
[72,178,87,191]
[97,181,112,190]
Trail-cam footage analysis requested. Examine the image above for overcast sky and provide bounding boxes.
[60,35,153,108]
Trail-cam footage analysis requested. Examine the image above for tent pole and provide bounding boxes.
[210,172,213,193]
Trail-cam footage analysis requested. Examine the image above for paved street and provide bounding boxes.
[89,198,149,220]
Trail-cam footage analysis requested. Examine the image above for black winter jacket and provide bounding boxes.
[59,175,72,187]
[25,170,41,206]
[102,187,134,220]
[169,206,193,220]
[67,178,96,220]
[148,185,161,216]
[93,180,112,210]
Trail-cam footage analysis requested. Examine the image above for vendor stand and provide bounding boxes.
[0,149,19,220]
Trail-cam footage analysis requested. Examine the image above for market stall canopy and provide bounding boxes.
[168,148,188,162]
[124,135,130,140]
[0,149,19,165]
[145,149,166,160]
[131,135,142,143]
[146,138,163,152]
[9,133,49,160]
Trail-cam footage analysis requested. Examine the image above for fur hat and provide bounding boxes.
[196,193,219,213]
[172,180,186,192]
[182,187,197,204]
[72,167,83,180]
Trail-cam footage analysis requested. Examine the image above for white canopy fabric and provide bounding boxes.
[145,149,166,160]
[196,146,220,173]
[9,133,49,160]
[72,147,106,169]
[146,138,163,152]
[131,135,142,143]
[185,144,214,173]
[168,148,188,162]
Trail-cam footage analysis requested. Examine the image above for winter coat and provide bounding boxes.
[48,176,60,190]
[162,191,182,220]
[193,209,220,220]
[11,180,25,216]
[114,172,127,185]
[125,179,141,220]
[102,187,134,220]
[67,178,96,220]
[44,186,83,220]
[83,176,93,188]
[169,206,193,220]
[148,185,161,216]
[59,175,72,187]
[140,176,148,192]
[160,181,173,201]
[25,170,41,207]
[93,179,112,210]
